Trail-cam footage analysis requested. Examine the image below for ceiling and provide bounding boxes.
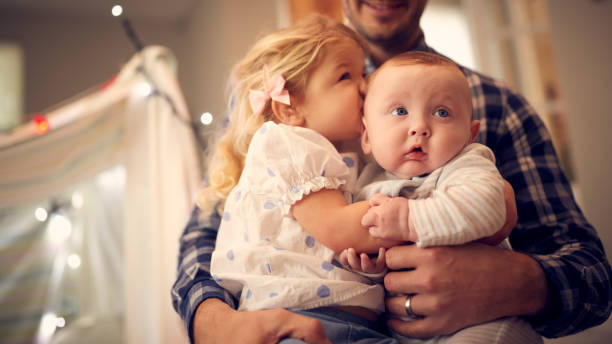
[0,0,198,22]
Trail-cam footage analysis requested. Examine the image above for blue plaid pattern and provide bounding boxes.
[171,42,611,340]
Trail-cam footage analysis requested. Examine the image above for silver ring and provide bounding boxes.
[404,294,421,319]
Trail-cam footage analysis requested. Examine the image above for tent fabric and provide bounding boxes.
[0,46,200,343]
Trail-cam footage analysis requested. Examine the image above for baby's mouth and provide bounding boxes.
[405,145,426,159]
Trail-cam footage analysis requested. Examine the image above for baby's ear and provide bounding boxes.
[470,120,480,142]
[361,117,372,154]
[271,100,304,126]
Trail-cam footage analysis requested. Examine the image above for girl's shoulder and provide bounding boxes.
[249,121,340,158]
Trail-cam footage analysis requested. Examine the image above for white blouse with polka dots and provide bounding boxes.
[211,121,384,313]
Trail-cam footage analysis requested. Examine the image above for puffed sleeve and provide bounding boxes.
[241,122,353,215]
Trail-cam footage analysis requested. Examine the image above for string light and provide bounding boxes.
[111,5,123,17]
[48,214,72,244]
[35,207,48,222]
[71,191,84,209]
[67,254,81,269]
[38,312,58,341]
[136,82,153,97]
[200,112,213,125]
[33,114,49,135]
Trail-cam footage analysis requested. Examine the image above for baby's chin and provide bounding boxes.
[388,164,440,179]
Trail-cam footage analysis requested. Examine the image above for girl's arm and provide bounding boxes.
[291,188,401,253]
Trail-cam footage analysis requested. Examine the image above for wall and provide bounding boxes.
[548,1,612,267]
[180,0,279,136]
[545,0,612,342]
[0,1,281,146]
[0,9,189,116]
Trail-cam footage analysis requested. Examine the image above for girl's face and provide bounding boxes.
[296,38,366,145]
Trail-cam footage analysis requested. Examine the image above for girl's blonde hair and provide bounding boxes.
[197,14,365,214]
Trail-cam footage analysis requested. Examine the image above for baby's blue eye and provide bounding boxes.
[339,72,350,81]
[391,107,408,116]
[433,109,449,118]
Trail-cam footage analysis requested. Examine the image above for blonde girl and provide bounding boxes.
[202,14,400,342]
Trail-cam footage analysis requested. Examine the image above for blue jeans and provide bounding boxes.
[279,307,398,344]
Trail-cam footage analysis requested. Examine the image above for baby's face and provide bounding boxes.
[362,64,477,178]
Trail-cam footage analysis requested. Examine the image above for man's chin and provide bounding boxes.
[356,22,399,43]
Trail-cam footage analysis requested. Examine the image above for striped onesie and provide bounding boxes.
[356,143,509,249]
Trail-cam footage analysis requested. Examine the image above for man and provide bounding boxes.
[172,1,612,342]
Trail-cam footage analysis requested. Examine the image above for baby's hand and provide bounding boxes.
[361,193,416,242]
[339,247,387,274]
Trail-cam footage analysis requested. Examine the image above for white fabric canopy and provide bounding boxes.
[0,46,201,343]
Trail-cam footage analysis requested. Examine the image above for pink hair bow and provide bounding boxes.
[249,65,291,114]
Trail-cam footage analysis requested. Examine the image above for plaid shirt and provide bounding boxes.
[171,42,612,340]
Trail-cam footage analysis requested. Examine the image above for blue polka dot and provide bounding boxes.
[343,157,355,168]
[321,170,326,177]
[291,187,300,194]
[223,211,231,221]
[265,263,272,274]
[269,292,278,298]
[273,246,284,251]
[267,168,276,177]
[246,289,252,299]
[317,285,330,298]
[259,124,268,134]
[321,261,334,271]
[235,191,241,201]
[305,236,315,248]
[226,250,234,260]
[243,232,249,242]
[264,201,275,209]
[264,237,271,242]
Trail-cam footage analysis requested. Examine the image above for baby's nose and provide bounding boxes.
[409,125,430,137]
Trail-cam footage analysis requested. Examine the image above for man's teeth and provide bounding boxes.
[363,1,402,10]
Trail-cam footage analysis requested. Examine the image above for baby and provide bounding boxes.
[343,51,541,344]
[356,51,508,249]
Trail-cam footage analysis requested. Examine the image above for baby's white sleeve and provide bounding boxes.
[410,143,506,247]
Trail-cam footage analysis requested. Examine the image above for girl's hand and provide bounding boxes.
[339,247,387,274]
[362,194,416,242]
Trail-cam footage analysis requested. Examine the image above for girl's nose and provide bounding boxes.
[359,77,366,99]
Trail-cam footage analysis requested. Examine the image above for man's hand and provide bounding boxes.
[383,243,547,338]
[193,298,330,344]
[362,193,416,242]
